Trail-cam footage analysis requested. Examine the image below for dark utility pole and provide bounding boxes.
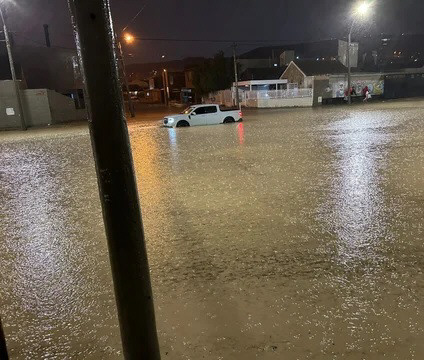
[0,6,26,130]
[164,69,170,105]
[347,20,356,105]
[0,316,9,360]
[43,24,51,47]
[232,42,240,108]
[67,1,161,359]
[161,70,168,106]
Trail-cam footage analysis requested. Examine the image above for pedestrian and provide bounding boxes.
[363,86,369,102]
[351,86,357,96]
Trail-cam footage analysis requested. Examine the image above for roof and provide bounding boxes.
[239,39,340,60]
[291,60,348,76]
[240,66,287,81]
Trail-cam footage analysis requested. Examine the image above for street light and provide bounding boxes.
[123,32,135,45]
[0,3,26,130]
[347,1,372,104]
[355,1,371,16]
[118,32,135,117]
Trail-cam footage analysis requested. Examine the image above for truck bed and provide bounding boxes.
[219,106,239,112]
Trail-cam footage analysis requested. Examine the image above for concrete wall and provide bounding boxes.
[247,97,313,108]
[48,90,87,124]
[22,89,52,127]
[0,80,25,129]
[0,80,87,130]
[330,73,384,98]
[313,79,330,106]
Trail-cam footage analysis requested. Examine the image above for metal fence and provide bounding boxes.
[203,89,234,107]
[244,89,313,100]
[203,88,313,107]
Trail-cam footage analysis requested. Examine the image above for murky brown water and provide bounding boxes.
[1,100,424,359]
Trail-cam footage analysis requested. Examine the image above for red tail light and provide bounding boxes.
[239,111,243,117]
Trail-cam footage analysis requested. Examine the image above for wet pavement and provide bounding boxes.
[1,99,424,359]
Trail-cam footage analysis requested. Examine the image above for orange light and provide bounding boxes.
[123,33,135,44]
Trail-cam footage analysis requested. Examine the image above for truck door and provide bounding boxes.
[190,106,207,126]
[204,105,220,125]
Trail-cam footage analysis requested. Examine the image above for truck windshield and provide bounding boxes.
[181,107,195,114]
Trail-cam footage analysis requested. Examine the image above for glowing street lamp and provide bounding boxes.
[123,32,135,45]
[355,1,372,17]
[347,1,373,104]
[118,32,136,117]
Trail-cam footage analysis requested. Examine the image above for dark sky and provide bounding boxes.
[7,0,424,63]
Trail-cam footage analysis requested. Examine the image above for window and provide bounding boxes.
[203,106,218,114]
[194,107,206,115]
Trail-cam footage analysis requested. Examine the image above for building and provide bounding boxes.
[238,39,359,72]
[239,67,287,81]
[281,60,348,88]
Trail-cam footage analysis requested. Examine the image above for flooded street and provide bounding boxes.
[1,100,424,359]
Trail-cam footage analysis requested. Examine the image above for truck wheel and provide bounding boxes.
[176,120,190,127]
[223,117,235,124]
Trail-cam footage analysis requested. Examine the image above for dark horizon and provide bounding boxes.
[5,0,424,64]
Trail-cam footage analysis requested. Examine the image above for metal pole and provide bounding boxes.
[43,24,51,47]
[163,69,170,106]
[118,41,135,118]
[0,316,9,360]
[0,6,26,130]
[347,31,352,105]
[67,1,160,359]
[347,19,356,105]
[233,42,240,108]
[161,70,168,106]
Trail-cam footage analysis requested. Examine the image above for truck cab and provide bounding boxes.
[163,104,242,128]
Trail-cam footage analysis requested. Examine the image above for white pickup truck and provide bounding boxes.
[163,104,242,128]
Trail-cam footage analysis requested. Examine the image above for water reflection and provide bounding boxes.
[323,112,394,264]
[238,123,245,145]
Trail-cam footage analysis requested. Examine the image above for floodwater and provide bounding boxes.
[1,100,424,359]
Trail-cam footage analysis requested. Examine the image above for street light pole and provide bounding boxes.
[347,1,372,105]
[347,20,356,105]
[118,40,135,118]
[163,69,170,106]
[67,1,161,358]
[233,42,240,108]
[0,6,26,130]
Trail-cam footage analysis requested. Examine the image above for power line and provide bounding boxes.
[122,0,151,33]
[132,37,296,44]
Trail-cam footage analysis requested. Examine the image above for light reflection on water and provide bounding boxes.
[326,112,394,264]
[1,104,424,359]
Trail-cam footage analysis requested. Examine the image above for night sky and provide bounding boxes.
[7,0,424,63]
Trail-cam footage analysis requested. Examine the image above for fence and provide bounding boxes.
[203,88,313,108]
[243,89,312,101]
[203,89,234,107]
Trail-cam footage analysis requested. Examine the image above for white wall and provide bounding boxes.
[255,97,313,108]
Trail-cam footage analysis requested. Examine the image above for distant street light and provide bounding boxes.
[347,1,372,105]
[123,32,135,44]
[0,4,26,130]
[118,33,135,117]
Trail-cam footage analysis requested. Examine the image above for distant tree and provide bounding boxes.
[192,51,233,96]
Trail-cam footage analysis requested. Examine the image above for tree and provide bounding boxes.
[192,51,233,96]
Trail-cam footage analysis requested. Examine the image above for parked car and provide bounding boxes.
[163,104,242,128]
